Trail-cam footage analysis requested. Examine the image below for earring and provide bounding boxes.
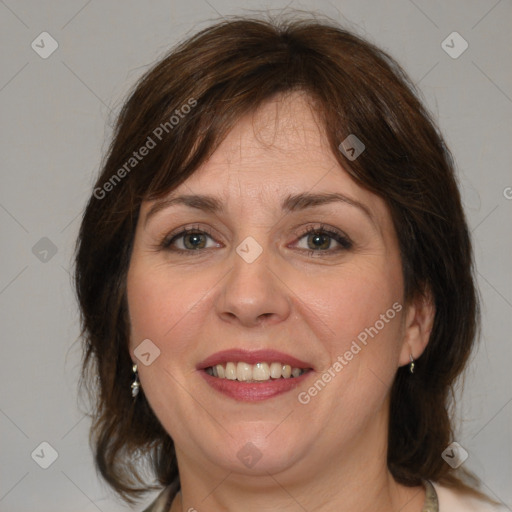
[131,363,140,397]
[409,354,415,374]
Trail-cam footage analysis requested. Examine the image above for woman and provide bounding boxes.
[74,14,507,512]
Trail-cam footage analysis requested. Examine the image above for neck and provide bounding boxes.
[172,470,425,512]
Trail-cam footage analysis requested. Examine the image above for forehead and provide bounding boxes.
[143,91,372,202]
[137,92,401,253]
[140,91,389,226]
[193,91,334,185]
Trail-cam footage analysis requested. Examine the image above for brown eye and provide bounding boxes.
[294,226,352,255]
[161,227,220,253]
[182,232,208,250]
[306,232,332,250]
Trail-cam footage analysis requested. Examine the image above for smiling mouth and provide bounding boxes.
[204,361,311,382]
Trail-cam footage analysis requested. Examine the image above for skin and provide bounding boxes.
[126,91,435,512]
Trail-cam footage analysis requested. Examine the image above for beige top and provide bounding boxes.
[431,482,509,511]
[142,480,508,511]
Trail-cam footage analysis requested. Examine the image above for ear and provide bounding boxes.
[398,290,435,367]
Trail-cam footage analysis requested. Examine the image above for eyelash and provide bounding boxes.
[159,223,353,257]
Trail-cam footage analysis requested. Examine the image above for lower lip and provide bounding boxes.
[200,370,312,401]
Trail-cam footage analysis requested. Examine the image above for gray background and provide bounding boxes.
[1,1,511,511]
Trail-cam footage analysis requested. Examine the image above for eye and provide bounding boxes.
[158,223,352,257]
[294,224,352,255]
[160,225,221,253]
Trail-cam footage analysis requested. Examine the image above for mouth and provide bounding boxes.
[198,349,314,401]
[205,362,309,381]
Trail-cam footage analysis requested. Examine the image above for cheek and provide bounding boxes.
[125,260,209,426]
[126,257,225,374]
[298,260,403,349]
[290,260,406,410]
[126,260,199,352]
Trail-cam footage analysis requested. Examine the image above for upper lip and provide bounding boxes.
[197,349,313,370]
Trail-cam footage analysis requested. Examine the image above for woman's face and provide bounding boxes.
[126,92,414,481]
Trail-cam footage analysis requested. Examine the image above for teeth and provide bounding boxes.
[270,362,282,378]
[206,362,307,381]
[253,362,270,381]
[237,362,252,381]
[291,367,302,378]
[225,362,237,380]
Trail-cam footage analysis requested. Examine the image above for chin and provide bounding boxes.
[202,427,311,476]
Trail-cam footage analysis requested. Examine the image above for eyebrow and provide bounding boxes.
[144,192,376,227]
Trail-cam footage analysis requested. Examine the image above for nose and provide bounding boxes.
[215,243,292,328]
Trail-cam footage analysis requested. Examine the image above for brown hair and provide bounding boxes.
[74,13,483,504]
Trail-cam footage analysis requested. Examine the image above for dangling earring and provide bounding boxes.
[131,363,140,397]
[409,354,415,374]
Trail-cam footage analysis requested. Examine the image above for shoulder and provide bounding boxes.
[432,481,509,511]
